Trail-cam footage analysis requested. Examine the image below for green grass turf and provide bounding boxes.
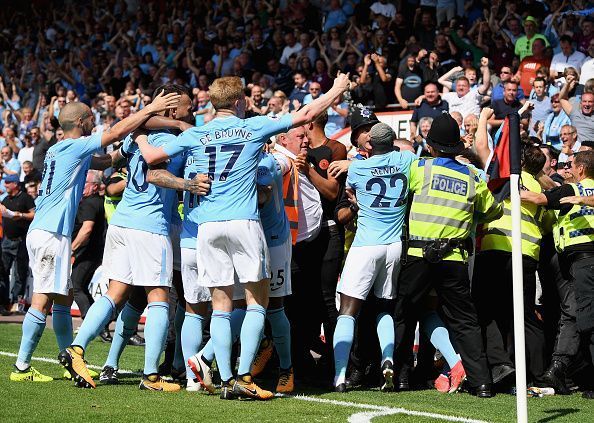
[0,323,593,422]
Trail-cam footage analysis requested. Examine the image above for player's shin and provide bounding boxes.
[237,305,266,375]
[72,295,116,350]
[16,308,47,370]
[181,312,204,378]
[333,315,356,389]
[52,304,73,351]
[104,302,143,369]
[143,301,170,376]
[267,307,292,369]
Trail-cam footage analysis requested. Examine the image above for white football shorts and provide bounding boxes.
[337,242,402,300]
[103,225,173,287]
[181,247,211,304]
[27,229,72,295]
[196,220,270,287]
[268,236,292,298]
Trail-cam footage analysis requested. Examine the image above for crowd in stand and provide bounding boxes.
[2,0,594,398]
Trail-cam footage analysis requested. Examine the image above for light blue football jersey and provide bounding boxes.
[257,152,290,248]
[163,114,293,225]
[347,150,416,247]
[110,130,185,235]
[29,132,102,237]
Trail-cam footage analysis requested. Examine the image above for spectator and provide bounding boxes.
[409,82,449,139]
[360,53,393,110]
[492,66,526,103]
[289,72,310,110]
[539,94,571,150]
[17,134,35,172]
[517,38,551,96]
[489,81,524,129]
[539,144,563,185]
[550,35,587,78]
[325,95,349,137]
[0,174,35,306]
[303,82,322,105]
[22,161,41,186]
[267,58,294,95]
[529,78,553,137]
[560,79,594,142]
[193,90,212,127]
[324,0,348,33]
[395,54,423,110]
[575,18,594,55]
[280,33,303,65]
[442,75,488,119]
[264,96,286,118]
[25,181,39,200]
[558,124,581,163]
[0,127,22,155]
[579,40,594,86]
[71,170,106,320]
[0,146,21,201]
[514,16,550,61]
[370,0,396,20]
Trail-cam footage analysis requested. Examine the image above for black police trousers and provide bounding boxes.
[395,256,491,387]
[472,251,546,380]
[569,255,594,366]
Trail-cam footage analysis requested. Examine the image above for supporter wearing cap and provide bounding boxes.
[514,16,549,61]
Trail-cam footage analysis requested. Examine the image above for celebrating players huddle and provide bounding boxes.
[11,72,358,399]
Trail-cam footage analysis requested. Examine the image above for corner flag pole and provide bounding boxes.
[508,112,528,423]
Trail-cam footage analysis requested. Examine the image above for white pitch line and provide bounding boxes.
[2,351,490,423]
[284,395,491,423]
[0,351,139,375]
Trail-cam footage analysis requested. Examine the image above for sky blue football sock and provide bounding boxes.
[230,307,246,343]
[211,310,233,381]
[237,305,266,376]
[143,301,169,375]
[267,307,292,369]
[333,315,355,386]
[172,303,186,371]
[200,339,215,364]
[16,308,46,370]
[181,312,204,377]
[51,304,73,352]
[376,312,394,365]
[73,295,116,350]
[421,311,460,368]
[104,302,142,369]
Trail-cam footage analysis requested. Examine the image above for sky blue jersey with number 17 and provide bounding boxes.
[163,114,293,226]
[110,130,185,236]
[347,150,416,247]
[29,132,102,237]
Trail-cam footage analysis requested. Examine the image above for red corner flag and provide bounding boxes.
[487,116,511,200]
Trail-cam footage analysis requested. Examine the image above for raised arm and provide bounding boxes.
[438,66,462,92]
[478,57,491,95]
[290,72,350,128]
[475,107,493,170]
[100,90,180,147]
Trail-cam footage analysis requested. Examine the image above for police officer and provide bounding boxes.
[521,150,594,400]
[395,112,503,398]
[473,145,553,386]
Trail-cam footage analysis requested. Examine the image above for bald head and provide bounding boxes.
[58,102,94,134]
[394,139,415,153]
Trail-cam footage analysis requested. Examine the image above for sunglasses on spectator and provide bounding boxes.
[500,70,511,74]
[310,88,320,92]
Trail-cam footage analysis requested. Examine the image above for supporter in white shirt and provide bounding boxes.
[579,40,594,85]
[280,33,303,65]
[370,0,397,19]
[442,77,485,119]
[550,35,587,77]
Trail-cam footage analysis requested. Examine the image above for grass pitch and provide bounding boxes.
[0,323,592,422]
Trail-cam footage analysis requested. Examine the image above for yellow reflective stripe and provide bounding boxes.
[484,228,540,244]
[410,212,471,230]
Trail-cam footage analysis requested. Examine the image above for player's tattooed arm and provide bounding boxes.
[147,164,211,195]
